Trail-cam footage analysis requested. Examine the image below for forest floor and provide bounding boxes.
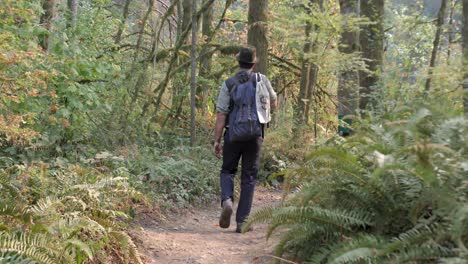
[132,187,283,264]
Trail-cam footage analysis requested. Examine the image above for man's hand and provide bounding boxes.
[214,142,222,158]
[214,112,227,158]
[270,100,277,110]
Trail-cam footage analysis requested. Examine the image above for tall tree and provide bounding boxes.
[115,0,132,45]
[463,0,467,114]
[425,0,448,92]
[359,0,384,112]
[338,0,360,136]
[197,2,213,111]
[294,0,320,127]
[181,0,193,39]
[446,0,455,63]
[39,0,56,52]
[248,0,269,74]
[190,0,198,146]
[67,0,78,29]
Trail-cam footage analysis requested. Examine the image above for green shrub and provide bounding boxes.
[0,162,146,263]
[245,99,467,263]
[121,145,221,208]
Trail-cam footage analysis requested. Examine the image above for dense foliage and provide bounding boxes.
[0,0,465,263]
[245,98,467,262]
[0,161,145,263]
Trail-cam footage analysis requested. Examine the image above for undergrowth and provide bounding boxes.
[245,98,467,263]
[0,161,147,263]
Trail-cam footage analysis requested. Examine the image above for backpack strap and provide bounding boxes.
[225,76,239,117]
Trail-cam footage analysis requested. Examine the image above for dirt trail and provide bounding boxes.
[133,188,282,264]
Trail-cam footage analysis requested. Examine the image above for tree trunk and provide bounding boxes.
[359,0,384,112]
[294,0,320,127]
[190,0,198,146]
[425,0,448,92]
[446,0,455,63]
[115,0,132,45]
[182,0,193,42]
[338,0,359,136]
[67,0,78,29]
[463,0,467,114]
[39,0,56,52]
[197,2,213,111]
[248,0,269,75]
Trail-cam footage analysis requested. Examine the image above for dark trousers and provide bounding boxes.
[220,132,263,224]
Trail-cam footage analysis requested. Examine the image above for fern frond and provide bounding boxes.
[64,238,94,260]
[273,225,306,260]
[450,203,468,250]
[56,214,106,239]
[305,148,358,165]
[0,252,34,264]
[0,175,20,198]
[308,234,387,264]
[273,206,372,230]
[0,232,60,264]
[0,204,32,224]
[28,197,63,216]
[385,244,455,263]
[243,206,276,231]
[109,231,143,264]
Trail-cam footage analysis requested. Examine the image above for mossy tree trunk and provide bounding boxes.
[39,0,56,52]
[182,0,193,42]
[190,0,198,146]
[248,0,269,75]
[338,0,360,136]
[359,0,384,112]
[115,0,132,45]
[197,2,213,111]
[294,0,320,128]
[425,0,448,92]
[462,0,467,115]
[67,0,78,29]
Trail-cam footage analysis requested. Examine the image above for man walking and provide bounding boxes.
[213,47,277,233]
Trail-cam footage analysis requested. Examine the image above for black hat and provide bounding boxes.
[236,47,258,64]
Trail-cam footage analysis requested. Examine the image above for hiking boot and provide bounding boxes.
[236,222,253,233]
[219,199,233,228]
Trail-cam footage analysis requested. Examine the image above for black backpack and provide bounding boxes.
[225,71,263,142]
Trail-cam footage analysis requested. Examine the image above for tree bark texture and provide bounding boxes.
[447,0,455,63]
[463,0,467,114]
[197,2,214,110]
[40,0,56,52]
[182,0,193,43]
[425,0,448,92]
[294,0,320,127]
[142,0,216,118]
[338,0,359,118]
[115,0,132,44]
[338,0,360,136]
[190,0,198,146]
[67,0,78,29]
[359,0,384,112]
[248,0,269,75]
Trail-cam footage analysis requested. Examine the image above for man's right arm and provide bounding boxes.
[214,112,226,144]
[214,82,230,157]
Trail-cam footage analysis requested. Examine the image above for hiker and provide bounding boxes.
[213,46,277,233]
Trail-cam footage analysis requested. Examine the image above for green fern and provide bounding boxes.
[256,103,466,263]
[0,232,67,264]
[109,231,143,264]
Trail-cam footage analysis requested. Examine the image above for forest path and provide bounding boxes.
[133,187,283,264]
